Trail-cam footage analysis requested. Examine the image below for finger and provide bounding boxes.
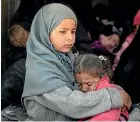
[127,102,132,110]
[121,107,126,112]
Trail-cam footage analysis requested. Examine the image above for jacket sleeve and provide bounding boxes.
[24,85,123,119]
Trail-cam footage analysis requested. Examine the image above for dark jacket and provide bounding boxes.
[1,59,26,109]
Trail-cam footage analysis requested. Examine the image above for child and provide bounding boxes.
[113,9,140,70]
[74,54,129,121]
[91,32,120,55]
[22,3,131,121]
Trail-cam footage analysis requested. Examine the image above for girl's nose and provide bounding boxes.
[81,85,88,92]
[110,42,116,47]
[67,32,73,41]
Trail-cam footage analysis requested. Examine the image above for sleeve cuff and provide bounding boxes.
[107,88,123,109]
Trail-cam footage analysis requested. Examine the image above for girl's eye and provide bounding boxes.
[108,36,112,40]
[72,31,76,34]
[60,31,66,34]
[87,82,93,86]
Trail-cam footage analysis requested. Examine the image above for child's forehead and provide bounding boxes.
[75,72,100,84]
[51,19,76,32]
[57,19,76,27]
[110,34,120,41]
[111,34,119,38]
[76,72,98,78]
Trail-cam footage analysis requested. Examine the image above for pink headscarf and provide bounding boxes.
[133,9,140,25]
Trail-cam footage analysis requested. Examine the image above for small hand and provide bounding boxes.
[119,90,132,110]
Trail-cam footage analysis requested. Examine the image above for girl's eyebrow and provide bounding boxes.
[59,27,76,30]
[83,80,95,84]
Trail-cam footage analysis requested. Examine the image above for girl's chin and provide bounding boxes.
[106,49,113,53]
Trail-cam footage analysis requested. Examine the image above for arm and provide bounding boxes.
[24,85,123,119]
[43,86,123,118]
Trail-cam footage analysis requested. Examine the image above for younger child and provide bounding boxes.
[74,54,129,121]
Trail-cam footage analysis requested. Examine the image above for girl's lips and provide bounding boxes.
[64,44,72,48]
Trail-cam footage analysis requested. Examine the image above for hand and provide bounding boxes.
[121,106,128,112]
[119,90,132,110]
[9,25,29,47]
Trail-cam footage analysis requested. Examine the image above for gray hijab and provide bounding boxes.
[22,3,78,98]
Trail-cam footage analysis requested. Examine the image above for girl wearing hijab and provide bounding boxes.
[22,3,131,121]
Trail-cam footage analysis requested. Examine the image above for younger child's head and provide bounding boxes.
[74,54,112,92]
[8,25,29,47]
[99,33,120,53]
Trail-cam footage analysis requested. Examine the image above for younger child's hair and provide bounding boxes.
[74,54,113,78]
[8,25,29,47]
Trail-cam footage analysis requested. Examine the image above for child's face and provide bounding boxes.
[99,34,120,53]
[75,72,100,92]
[50,19,76,53]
